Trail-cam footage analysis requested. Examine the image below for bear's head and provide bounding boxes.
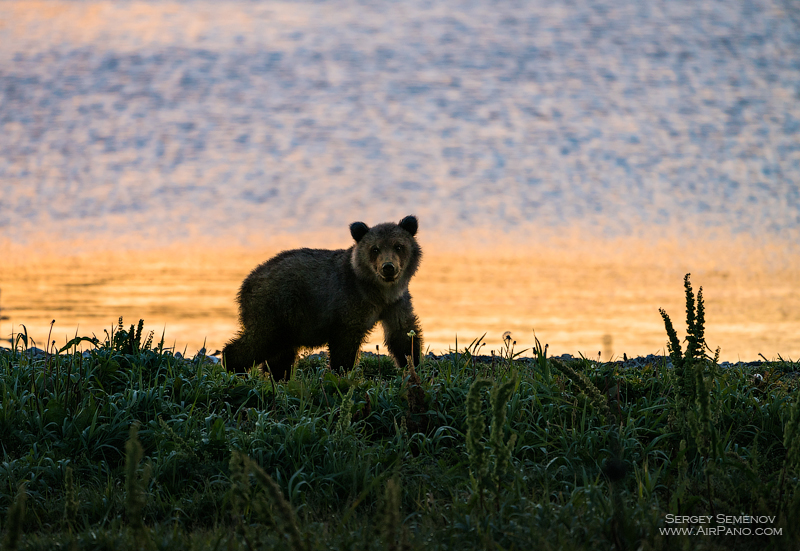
[349,216,421,292]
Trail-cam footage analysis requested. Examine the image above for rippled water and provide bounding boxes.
[2,0,799,246]
[1,1,798,360]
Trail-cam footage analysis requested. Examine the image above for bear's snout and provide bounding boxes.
[381,262,398,280]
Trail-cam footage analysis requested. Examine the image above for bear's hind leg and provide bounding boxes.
[223,334,262,374]
[264,347,298,381]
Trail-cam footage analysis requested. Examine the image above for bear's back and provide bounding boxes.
[241,247,349,296]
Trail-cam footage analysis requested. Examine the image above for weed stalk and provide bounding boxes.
[2,483,27,551]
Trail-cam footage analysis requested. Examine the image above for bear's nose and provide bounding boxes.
[381,262,397,277]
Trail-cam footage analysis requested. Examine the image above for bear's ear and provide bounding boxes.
[398,215,418,236]
[350,222,370,243]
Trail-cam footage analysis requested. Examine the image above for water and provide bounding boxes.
[1,1,799,360]
[2,244,798,362]
[2,0,800,245]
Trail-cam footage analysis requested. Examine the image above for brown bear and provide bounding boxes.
[222,215,423,380]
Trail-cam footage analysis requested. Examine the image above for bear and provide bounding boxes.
[222,215,423,380]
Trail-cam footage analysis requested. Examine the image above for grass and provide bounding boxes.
[1,277,799,550]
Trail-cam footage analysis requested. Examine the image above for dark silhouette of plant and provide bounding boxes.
[660,274,721,515]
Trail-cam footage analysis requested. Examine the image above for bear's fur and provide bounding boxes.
[223,215,423,379]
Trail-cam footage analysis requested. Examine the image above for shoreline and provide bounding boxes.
[2,343,796,369]
[2,236,798,364]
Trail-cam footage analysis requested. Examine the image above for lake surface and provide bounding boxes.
[2,242,798,362]
[1,1,798,361]
[2,0,799,247]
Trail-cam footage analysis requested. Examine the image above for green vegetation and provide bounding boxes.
[1,277,799,550]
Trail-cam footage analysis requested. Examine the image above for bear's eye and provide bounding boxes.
[394,244,403,253]
[371,247,380,255]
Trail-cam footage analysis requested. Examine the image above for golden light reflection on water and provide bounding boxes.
[1,239,798,362]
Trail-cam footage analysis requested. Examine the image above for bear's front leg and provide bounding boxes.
[381,294,422,367]
[328,332,363,373]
